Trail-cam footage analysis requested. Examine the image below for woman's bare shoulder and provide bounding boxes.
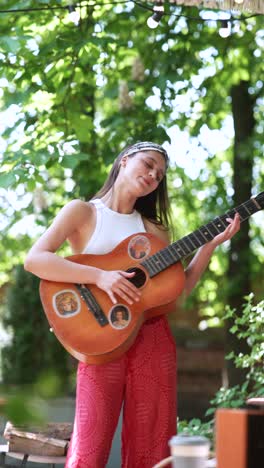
[58,199,94,222]
[38,199,94,242]
[59,200,96,253]
[32,200,94,250]
[62,198,92,212]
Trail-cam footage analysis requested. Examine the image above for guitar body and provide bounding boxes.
[40,232,185,364]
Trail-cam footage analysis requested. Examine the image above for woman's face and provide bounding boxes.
[116,310,124,321]
[120,151,166,197]
[63,300,73,311]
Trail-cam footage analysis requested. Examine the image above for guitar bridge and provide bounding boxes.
[75,284,109,327]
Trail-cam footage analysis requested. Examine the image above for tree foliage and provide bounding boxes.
[1,264,71,385]
[0,1,264,385]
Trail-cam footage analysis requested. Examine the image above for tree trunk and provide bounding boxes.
[73,6,101,199]
[225,80,255,387]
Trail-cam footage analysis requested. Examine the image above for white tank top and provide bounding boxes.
[82,198,146,255]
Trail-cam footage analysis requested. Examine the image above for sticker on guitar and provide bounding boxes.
[109,304,131,330]
[128,234,151,260]
[53,290,81,318]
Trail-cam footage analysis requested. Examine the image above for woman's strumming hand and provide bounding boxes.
[96,270,141,305]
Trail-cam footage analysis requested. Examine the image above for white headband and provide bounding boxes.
[121,141,169,168]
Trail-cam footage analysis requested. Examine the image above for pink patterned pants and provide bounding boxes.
[65,316,177,468]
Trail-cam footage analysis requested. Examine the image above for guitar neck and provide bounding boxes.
[141,193,264,278]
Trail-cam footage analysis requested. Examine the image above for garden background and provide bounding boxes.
[0,0,263,465]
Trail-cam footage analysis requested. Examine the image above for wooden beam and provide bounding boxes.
[4,422,73,441]
[166,1,264,15]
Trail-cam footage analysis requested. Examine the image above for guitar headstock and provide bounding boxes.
[254,192,264,209]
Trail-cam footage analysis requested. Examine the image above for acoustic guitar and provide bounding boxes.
[40,192,264,364]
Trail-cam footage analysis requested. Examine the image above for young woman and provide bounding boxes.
[24,141,240,468]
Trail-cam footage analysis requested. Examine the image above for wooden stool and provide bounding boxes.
[0,444,66,468]
[0,444,66,467]
[1,421,73,467]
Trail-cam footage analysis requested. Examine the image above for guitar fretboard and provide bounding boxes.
[141,195,263,278]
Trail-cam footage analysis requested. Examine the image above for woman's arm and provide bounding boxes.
[184,213,240,296]
[24,200,140,304]
[145,214,240,297]
[24,200,100,283]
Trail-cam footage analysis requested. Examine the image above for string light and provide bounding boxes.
[140,0,261,32]
[219,19,231,38]
[0,0,261,35]
[68,4,80,25]
[147,2,164,29]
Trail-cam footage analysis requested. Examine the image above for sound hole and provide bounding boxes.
[126,267,147,288]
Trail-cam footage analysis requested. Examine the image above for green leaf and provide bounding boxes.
[0,172,16,188]
[60,155,79,169]
[0,37,21,54]
[27,179,36,191]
